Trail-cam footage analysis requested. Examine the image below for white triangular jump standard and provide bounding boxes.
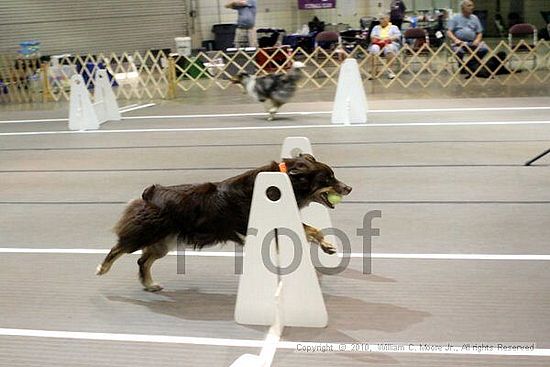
[68,74,98,131]
[331,58,368,125]
[68,69,120,131]
[94,69,121,123]
[232,139,331,367]
[234,172,328,328]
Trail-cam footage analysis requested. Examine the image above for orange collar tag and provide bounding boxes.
[278,162,287,173]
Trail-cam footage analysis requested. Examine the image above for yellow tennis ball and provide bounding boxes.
[327,193,342,205]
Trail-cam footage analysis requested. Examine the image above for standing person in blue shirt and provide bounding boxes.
[447,0,489,77]
[225,0,258,48]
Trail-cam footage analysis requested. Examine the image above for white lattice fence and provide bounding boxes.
[0,40,548,104]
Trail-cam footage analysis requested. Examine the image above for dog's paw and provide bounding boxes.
[267,115,274,121]
[96,264,107,276]
[320,241,337,255]
[144,284,164,292]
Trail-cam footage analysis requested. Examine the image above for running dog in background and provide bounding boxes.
[231,62,305,121]
[96,154,352,291]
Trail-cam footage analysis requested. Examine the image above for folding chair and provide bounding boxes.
[314,31,346,62]
[401,28,431,74]
[508,23,538,69]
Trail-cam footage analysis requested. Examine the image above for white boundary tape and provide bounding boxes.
[1,248,549,260]
[2,120,550,137]
[1,106,550,125]
[0,328,548,357]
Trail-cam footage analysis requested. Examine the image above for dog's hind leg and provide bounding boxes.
[96,244,125,275]
[137,236,174,292]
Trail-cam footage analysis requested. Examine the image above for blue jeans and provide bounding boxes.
[452,41,489,74]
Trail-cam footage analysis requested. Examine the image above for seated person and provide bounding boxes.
[368,14,401,79]
[446,0,489,77]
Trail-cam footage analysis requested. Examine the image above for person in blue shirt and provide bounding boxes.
[225,0,258,48]
[446,0,489,77]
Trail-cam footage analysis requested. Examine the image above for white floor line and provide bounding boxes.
[0,328,548,357]
[1,248,549,260]
[1,120,550,137]
[1,105,549,124]
[0,104,154,125]
[124,112,286,120]
[118,103,156,114]
[0,118,68,124]
[371,106,550,114]
[122,106,550,120]
[118,103,138,110]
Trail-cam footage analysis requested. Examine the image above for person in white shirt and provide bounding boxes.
[368,14,402,79]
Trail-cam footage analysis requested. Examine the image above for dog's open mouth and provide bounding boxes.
[321,191,335,209]
[316,189,340,209]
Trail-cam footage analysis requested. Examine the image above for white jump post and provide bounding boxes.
[234,172,328,326]
[331,58,368,125]
[232,171,328,366]
[94,69,121,124]
[69,69,120,131]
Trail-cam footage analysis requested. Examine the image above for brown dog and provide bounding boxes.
[96,154,351,291]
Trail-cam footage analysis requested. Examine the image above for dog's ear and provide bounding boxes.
[287,161,310,177]
[298,153,316,162]
[286,154,316,176]
[285,154,317,176]
[288,167,304,176]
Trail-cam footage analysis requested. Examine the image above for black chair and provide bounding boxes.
[539,11,550,40]
[339,29,367,50]
[257,28,284,48]
[359,16,376,31]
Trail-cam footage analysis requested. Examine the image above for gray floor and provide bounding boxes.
[0,90,549,366]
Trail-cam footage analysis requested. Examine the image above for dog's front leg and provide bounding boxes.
[264,99,275,121]
[302,223,336,254]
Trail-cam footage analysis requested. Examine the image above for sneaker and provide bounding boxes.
[387,71,396,79]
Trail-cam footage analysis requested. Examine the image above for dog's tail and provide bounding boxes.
[96,199,151,276]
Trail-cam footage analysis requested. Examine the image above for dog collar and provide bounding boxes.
[278,162,287,173]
